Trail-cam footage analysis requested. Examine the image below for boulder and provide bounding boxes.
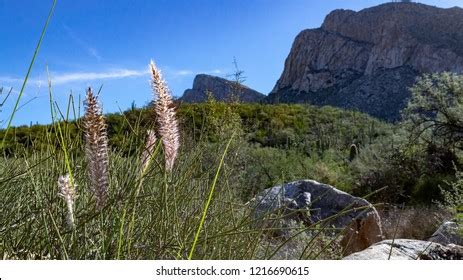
[343,239,463,260]
[251,179,383,255]
[428,221,463,246]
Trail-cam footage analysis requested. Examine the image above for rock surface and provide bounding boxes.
[344,239,463,260]
[181,74,265,103]
[428,221,463,246]
[267,2,463,121]
[251,180,383,255]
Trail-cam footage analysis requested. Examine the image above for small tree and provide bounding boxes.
[227,57,246,103]
[403,72,463,152]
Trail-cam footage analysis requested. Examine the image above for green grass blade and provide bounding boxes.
[1,0,57,148]
[188,132,235,260]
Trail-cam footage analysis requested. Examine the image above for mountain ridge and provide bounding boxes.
[180,74,265,103]
[267,2,463,121]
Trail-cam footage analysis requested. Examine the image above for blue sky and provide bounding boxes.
[1,0,462,126]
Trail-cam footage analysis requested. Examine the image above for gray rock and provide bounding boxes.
[267,2,463,121]
[428,221,463,246]
[251,180,383,255]
[181,74,265,103]
[344,239,463,260]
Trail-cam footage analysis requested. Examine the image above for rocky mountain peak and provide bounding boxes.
[181,74,265,103]
[267,2,463,121]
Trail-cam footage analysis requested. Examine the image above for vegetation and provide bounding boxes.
[3,61,376,259]
[2,76,462,203]
[2,69,462,259]
[2,0,461,261]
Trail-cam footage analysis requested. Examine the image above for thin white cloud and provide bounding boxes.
[0,68,150,88]
[0,66,226,89]
[48,69,149,85]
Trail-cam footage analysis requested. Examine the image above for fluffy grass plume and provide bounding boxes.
[149,60,180,172]
[58,174,76,229]
[83,87,110,210]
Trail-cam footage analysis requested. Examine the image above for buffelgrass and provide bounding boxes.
[0,86,354,259]
[83,87,110,210]
[0,120,260,259]
[58,174,77,230]
[150,61,179,172]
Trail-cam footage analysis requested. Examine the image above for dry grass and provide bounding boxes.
[378,204,452,240]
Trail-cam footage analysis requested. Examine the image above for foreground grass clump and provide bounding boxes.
[2,71,462,259]
[0,116,344,260]
[0,62,349,260]
[0,142,251,259]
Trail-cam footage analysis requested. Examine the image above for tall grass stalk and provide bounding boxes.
[47,68,76,191]
[150,60,179,172]
[1,0,56,149]
[188,132,235,259]
[83,87,110,210]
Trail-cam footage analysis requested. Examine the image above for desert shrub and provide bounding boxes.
[350,134,417,203]
[404,73,462,145]
[351,134,460,204]
[235,145,353,201]
[352,73,463,204]
[179,99,243,143]
[412,174,456,204]
[439,167,463,220]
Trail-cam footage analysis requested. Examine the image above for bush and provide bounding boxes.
[403,72,463,156]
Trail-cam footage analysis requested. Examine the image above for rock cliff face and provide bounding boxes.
[267,3,463,121]
[181,74,265,103]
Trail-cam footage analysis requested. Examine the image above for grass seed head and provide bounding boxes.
[58,174,76,229]
[83,87,110,210]
[149,60,180,172]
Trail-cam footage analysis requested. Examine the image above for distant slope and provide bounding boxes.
[181,74,265,103]
[1,103,389,156]
[267,2,463,121]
